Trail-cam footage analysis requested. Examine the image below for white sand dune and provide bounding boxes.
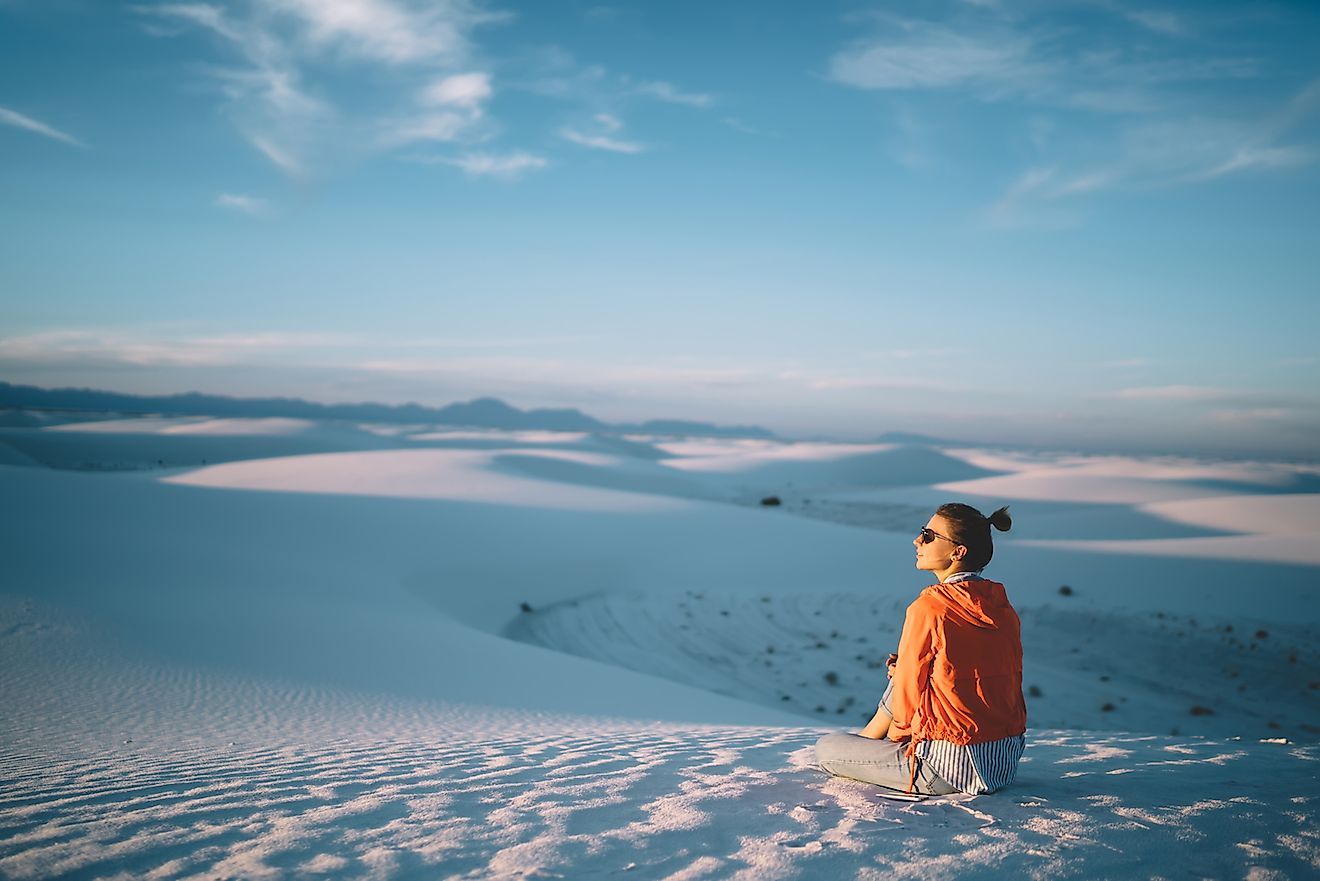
[2,414,1318,879]
[0,415,398,471]
[167,448,690,512]
[662,442,999,493]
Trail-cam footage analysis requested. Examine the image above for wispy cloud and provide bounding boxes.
[830,22,1040,93]
[215,192,270,214]
[265,0,503,66]
[0,105,86,147]
[1209,407,1298,424]
[1100,385,1232,402]
[1096,385,1320,411]
[636,80,713,108]
[440,151,548,179]
[560,112,643,153]
[134,2,504,175]
[421,71,492,109]
[377,70,494,148]
[0,329,354,367]
[988,83,1320,226]
[829,6,1317,225]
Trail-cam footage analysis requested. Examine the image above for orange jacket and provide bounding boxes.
[888,578,1027,747]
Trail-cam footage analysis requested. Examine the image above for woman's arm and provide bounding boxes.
[857,653,900,738]
[857,704,892,739]
[888,597,936,740]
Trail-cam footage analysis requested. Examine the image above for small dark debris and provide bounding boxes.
[1099,675,1110,682]
[824,671,839,686]
[1308,682,1319,690]
[1028,685,1042,698]
[1268,720,1281,729]
[815,641,827,649]
[1058,585,1073,597]
[830,630,839,639]
[1223,624,1233,633]
[1101,703,1115,713]
[1190,705,1215,716]
[1255,629,1269,640]
[815,705,826,713]
[766,645,775,654]
[761,496,782,507]
[781,695,791,701]
[720,610,730,617]
[520,602,534,613]
[1288,653,1297,664]
[1156,611,1165,619]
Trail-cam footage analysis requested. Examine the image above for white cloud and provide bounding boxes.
[560,113,643,153]
[829,10,1318,225]
[379,110,476,147]
[247,134,307,175]
[133,1,505,175]
[0,329,355,368]
[987,79,1320,225]
[378,71,494,148]
[1210,407,1298,424]
[830,25,1039,91]
[215,193,270,214]
[0,105,85,147]
[266,0,501,66]
[0,330,230,367]
[1190,145,1312,181]
[442,151,547,179]
[636,80,713,108]
[421,71,492,108]
[827,10,1254,109]
[1100,385,1232,402]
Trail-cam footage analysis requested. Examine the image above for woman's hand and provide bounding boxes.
[886,652,898,680]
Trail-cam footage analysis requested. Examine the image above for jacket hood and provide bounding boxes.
[926,578,1012,629]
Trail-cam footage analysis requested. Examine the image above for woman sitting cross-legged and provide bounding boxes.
[815,503,1026,796]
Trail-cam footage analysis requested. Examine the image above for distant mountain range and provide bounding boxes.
[0,381,777,439]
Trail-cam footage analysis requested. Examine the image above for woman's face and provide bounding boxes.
[914,514,962,572]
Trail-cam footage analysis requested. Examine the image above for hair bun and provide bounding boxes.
[987,506,1012,532]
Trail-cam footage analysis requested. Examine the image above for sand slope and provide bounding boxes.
[2,412,1318,879]
[2,723,1315,881]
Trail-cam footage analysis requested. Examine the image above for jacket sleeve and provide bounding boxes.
[888,595,937,741]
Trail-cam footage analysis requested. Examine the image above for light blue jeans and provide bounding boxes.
[814,732,959,795]
[814,682,958,795]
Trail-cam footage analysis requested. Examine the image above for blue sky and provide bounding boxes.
[2,0,1318,456]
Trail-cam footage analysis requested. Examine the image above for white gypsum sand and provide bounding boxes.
[1,413,1317,880]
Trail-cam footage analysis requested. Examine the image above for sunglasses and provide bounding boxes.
[917,527,959,545]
